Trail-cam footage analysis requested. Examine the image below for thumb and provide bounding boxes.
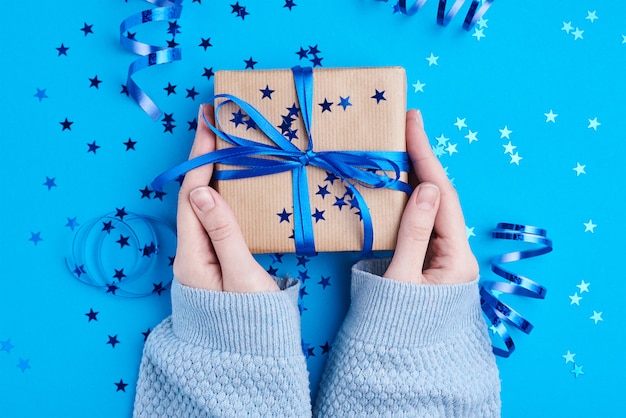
[383,183,440,284]
[189,186,278,292]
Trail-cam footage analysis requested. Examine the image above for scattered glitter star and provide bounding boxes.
[124,138,137,151]
[472,28,485,41]
[583,220,597,233]
[115,379,129,392]
[1,339,15,353]
[426,52,439,66]
[28,232,43,246]
[562,350,576,364]
[260,85,275,99]
[590,311,603,324]
[318,276,331,289]
[476,17,488,29]
[85,308,99,322]
[244,57,257,69]
[43,176,57,190]
[185,87,199,100]
[465,130,478,143]
[60,118,73,131]
[89,75,102,89]
[56,43,70,56]
[412,80,426,93]
[445,143,458,156]
[318,98,333,112]
[371,90,386,103]
[561,21,573,33]
[80,23,94,36]
[572,27,584,40]
[198,37,212,50]
[87,141,100,154]
[544,109,558,123]
[284,0,296,10]
[338,96,352,110]
[509,152,523,165]
[577,280,591,293]
[569,292,582,306]
[17,359,31,372]
[573,162,586,176]
[466,226,476,239]
[34,88,48,101]
[571,364,584,378]
[202,67,215,80]
[561,21,574,34]
[107,335,120,348]
[585,10,598,23]
[587,117,601,130]
[435,133,449,146]
[499,126,512,139]
[312,208,326,223]
[453,117,467,130]
[502,141,516,154]
[65,217,79,230]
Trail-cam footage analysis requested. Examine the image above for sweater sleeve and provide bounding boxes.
[133,277,311,417]
[313,258,501,417]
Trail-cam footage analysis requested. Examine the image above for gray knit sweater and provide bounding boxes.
[134,258,501,417]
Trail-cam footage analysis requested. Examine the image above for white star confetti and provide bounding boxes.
[499,126,512,139]
[453,117,467,130]
[412,80,426,93]
[583,219,597,233]
[472,28,485,41]
[577,280,590,293]
[561,21,573,33]
[426,52,439,66]
[585,10,598,23]
[573,162,586,176]
[502,141,516,154]
[544,109,558,123]
[569,292,582,306]
[587,117,601,130]
[509,152,523,165]
[572,27,584,40]
[589,310,603,324]
[562,350,576,364]
[465,130,478,143]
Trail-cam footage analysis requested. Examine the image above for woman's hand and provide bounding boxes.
[172,105,279,293]
[384,110,479,285]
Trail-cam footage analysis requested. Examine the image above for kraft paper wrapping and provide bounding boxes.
[213,67,408,253]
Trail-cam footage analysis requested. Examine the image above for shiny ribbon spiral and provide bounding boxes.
[66,211,177,297]
[382,0,494,30]
[120,0,184,120]
[480,223,552,357]
[152,66,412,255]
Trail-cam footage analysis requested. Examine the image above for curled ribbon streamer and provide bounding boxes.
[120,0,183,121]
[385,0,494,30]
[480,223,552,357]
[66,212,177,297]
[152,66,413,255]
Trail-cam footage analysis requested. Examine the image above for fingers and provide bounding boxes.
[176,105,218,267]
[383,183,440,283]
[174,105,221,289]
[190,186,279,293]
[405,109,467,243]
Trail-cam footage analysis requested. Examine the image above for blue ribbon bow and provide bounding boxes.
[152,66,412,255]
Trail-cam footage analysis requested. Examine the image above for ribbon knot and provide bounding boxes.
[152,66,413,255]
[298,149,316,166]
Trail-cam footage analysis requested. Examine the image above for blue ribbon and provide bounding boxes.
[120,0,184,121]
[153,66,412,255]
[384,0,494,30]
[480,223,552,357]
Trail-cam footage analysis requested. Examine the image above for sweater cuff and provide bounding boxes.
[171,277,302,357]
[343,257,483,348]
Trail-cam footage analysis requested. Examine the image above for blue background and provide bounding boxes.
[2,1,625,416]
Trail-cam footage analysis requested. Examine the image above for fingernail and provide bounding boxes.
[190,187,215,212]
[415,109,423,128]
[415,183,439,210]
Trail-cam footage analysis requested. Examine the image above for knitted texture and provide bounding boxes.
[313,258,501,417]
[134,259,501,417]
[133,277,311,417]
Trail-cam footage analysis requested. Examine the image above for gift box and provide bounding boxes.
[212,66,409,254]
